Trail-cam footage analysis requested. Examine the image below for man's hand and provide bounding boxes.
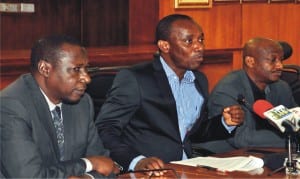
[223,105,244,126]
[135,157,166,176]
[86,156,120,176]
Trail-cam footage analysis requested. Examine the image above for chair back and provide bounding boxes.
[281,64,300,105]
[86,66,128,119]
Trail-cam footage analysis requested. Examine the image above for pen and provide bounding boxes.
[196,165,218,171]
[114,161,123,171]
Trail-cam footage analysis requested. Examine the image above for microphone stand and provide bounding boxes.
[284,124,298,175]
[286,134,297,175]
[268,127,298,176]
[296,132,300,154]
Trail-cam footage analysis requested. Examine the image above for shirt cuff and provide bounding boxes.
[81,158,93,172]
[128,155,145,171]
[222,116,236,133]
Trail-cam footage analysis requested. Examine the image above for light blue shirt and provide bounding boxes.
[160,57,203,159]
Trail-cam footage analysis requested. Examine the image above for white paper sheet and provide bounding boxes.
[171,155,264,172]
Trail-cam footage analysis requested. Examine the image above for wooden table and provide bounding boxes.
[117,148,298,178]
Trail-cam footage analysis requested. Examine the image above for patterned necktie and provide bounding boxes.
[51,106,64,161]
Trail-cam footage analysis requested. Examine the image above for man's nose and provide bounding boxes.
[275,59,284,70]
[80,71,91,84]
[194,41,204,52]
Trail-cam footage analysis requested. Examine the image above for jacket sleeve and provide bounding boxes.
[190,111,234,143]
[190,71,234,143]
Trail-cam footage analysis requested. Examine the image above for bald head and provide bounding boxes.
[242,37,283,67]
[242,37,285,90]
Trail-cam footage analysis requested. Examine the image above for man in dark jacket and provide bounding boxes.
[95,14,244,176]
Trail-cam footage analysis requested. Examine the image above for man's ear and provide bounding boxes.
[37,60,52,77]
[157,40,170,53]
[245,56,255,68]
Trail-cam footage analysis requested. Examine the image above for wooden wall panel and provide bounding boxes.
[200,63,232,91]
[2,0,299,90]
[0,0,82,50]
[128,0,159,45]
[1,0,159,48]
[0,46,233,91]
[82,0,129,47]
[242,4,300,65]
[159,0,242,49]
[158,0,300,68]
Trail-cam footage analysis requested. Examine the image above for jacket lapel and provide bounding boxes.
[240,71,255,105]
[26,75,62,160]
[187,71,208,135]
[61,104,75,160]
[152,57,181,137]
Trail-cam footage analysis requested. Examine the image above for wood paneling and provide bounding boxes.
[128,0,159,45]
[2,0,299,90]
[159,0,300,68]
[1,0,159,49]
[0,0,82,50]
[0,46,233,91]
[82,0,129,47]
[242,4,300,66]
[159,0,242,49]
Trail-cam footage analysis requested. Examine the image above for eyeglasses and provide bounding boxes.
[117,168,180,179]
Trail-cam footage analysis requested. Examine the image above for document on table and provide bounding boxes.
[171,155,264,172]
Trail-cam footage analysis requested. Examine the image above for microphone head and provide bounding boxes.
[278,41,293,60]
[252,100,274,119]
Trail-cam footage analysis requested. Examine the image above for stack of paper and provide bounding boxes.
[171,155,264,172]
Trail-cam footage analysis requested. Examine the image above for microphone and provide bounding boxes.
[252,99,296,133]
[288,107,300,130]
[252,99,273,119]
[278,41,293,60]
[253,100,299,174]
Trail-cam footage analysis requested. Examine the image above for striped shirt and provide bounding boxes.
[160,57,203,159]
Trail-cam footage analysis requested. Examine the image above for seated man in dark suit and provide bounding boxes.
[201,37,298,153]
[95,14,244,176]
[0,35,120,178]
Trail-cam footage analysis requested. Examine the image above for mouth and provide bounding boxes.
[74,88,86,96]
[194,54,204,62]
[273,71,282,76]
[272,71,282,78]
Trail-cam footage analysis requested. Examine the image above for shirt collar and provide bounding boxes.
[40,88,62,111]
[160,56,195,83]
[246,73,271,100]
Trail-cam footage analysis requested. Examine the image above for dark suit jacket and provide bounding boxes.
[207,70,298,149]
[95,56,229,170]
[0,74,110,178]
